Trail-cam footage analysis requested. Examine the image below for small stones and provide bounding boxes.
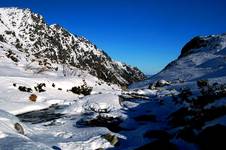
[102,133,119,146]
[6,50,19,62]
[14,123,24,135]
[18,86,32,93]
[34,83,46,92]
[155,79,171,87]
[52,146,62,150]
[52,83,55,87]
[29,94,37,102]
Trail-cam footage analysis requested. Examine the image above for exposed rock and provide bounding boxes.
[52,83,55,87]
[102,133,119,146]
[52,146,62,150]
[179,36,209,58]
[14,123,24,135]
[34,83,46,93]
[70,84,92,96]
[197,79,209,88]
[18,86,32,93]
[148,79,170,90]
[29,94,37,102]
[155,80,171,87]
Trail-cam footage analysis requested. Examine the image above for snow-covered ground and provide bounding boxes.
[1,7,226,150]
[2,33,226,149]
[0,72,123,149]
[0,40,126,149]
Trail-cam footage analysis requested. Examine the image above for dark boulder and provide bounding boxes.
[179,36,208,58]
[14,123,24,135]
[18,86,32,93]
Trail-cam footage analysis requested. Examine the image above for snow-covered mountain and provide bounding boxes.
[2,7,226,150]
[131,33,226,89]
[0,7,146,149]
[0,7,145,86]
[152,33,226,82]
[119,33,226,150]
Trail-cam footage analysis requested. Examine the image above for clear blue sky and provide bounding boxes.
[0,0,226,74]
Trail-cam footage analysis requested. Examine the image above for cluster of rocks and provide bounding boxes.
[148,79,171,90]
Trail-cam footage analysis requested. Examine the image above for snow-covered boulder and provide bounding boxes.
[0,109,52,150]
[148,79,171,90]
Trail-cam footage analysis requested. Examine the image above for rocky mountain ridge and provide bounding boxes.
[129,33,226,89]
[0,7,145,86]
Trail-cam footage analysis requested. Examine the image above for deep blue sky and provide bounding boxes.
[0,0,226,74]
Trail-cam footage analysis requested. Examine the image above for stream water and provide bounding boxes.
[16,104,67,124]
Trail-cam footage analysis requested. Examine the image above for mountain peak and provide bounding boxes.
[179,33,226,58]
[0,7,145,86]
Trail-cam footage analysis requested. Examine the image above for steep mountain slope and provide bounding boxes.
[0,7,145,86]
[0,7,146,149]
[153,33,226,82]
[121,33,226,150]
[1,7,226,149]
[130,33,226,88]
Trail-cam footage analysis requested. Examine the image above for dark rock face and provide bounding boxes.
[196,124,226,150]
[149,33,226,83]
[179,36,208,58]
[0,8,145,86]
[179,35,224,58]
